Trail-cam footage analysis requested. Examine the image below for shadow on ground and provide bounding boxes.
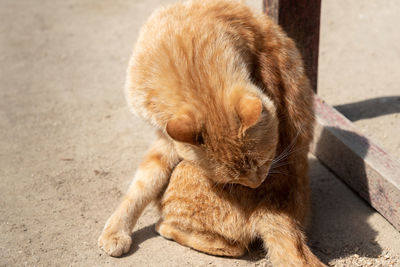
[125,224,158,257]
[308,157,382,263]
[334,96,400,121]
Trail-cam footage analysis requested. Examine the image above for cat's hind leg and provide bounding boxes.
[98,132,179,257]
[256,212,327,267]
[156,220,246,257]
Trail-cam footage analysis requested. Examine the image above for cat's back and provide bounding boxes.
[133,0,262,68]
[125,0,266,126]
[140,0,256,35]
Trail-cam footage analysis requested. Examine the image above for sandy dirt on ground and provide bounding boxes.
[0,0,399,266]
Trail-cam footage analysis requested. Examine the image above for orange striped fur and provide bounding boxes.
[99,1,324,266]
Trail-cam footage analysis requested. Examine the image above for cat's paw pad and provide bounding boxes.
[98,230,132,257]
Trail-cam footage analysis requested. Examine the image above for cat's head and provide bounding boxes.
[165,86,278,188]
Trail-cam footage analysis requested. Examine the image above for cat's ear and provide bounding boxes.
[236,95,262,131]
[166,114,199,145]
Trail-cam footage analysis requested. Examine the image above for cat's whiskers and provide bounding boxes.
[270,145,310,172]
[271,123,305,164]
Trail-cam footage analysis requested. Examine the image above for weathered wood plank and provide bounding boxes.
[311,95,400,231]
[263,0,321,92]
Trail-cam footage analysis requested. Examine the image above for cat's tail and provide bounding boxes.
[255,212,327,267]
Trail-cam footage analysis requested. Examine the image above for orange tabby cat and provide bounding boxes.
[98,0,324,266]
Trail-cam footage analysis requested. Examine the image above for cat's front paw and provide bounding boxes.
[98,229,132,257]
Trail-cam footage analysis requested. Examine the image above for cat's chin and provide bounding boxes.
[234,174,268,189]
[233,165,270,188]
[237,180,264,189]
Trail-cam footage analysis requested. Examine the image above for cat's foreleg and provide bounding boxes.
[98,132,179,257]
[256,213,327,267]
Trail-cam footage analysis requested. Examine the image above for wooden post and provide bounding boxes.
[263,0,400,231]
[263,0,321,92]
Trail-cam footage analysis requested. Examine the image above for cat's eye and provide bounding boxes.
[256,158,267,167]
[196,133,204,145]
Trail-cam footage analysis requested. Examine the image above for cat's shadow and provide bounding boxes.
[124,224,159,257]
[307,158,382,263]
[125,224,267,260]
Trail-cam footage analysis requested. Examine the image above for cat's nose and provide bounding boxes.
[241,171,262,188]
[236,167,266,188]
[257,165,270,181]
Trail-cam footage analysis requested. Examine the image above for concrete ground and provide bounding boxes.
[0,0,399,266]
